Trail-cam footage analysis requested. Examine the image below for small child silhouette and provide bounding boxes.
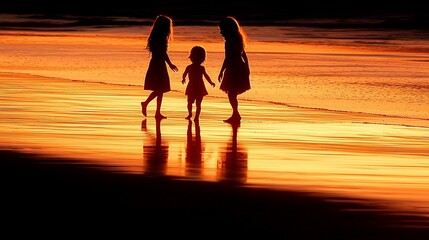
[182,45,215,120]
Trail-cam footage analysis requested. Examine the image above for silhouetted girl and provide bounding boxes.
[218,16,250,124]
[141,15,178,119]
[182,45,215,120]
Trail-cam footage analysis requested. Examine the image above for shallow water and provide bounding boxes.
[1,74,428,221]
[1,24,429,222]
[1,25,428,123]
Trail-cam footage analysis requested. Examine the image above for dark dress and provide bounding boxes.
[185,64,208,99]
[144,43,171,93]
[219,39,250,95]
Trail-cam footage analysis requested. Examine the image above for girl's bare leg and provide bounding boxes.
[185,97,193,119]
[141,91,157,117]
[155,92,167,119]
[224,92,241,123]
[195,97,203,120]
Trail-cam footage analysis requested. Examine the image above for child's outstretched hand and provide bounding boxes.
[218,72,223,82]
[170,64,179,72]
[210,81,216,87]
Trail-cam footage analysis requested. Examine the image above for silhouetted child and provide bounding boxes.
[182,45,215,120]
[141,15,178,119]
[218,16,251,124]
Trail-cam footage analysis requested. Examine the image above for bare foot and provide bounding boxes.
[155,113,167,119]
[141,102,147,117]
[223,115,241,123]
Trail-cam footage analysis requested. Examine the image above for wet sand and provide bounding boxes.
[1,72,429,238]
[2,149,429,239]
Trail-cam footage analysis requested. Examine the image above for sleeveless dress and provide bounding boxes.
[219,39,250,95]
[185,64,208,99]
[144,43,171,93]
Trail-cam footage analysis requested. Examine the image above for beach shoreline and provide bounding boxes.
[1,72,429,225]
[1,3,429,237]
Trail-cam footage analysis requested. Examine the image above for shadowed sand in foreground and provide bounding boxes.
[1,149,429,239]
[1,73,429,238]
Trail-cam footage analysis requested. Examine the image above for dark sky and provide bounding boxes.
[0,0,426,19]
[0,0,427,29]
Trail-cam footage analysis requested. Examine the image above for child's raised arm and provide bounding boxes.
[182,65,189,84]
[202,66,215,87]
[165,53,178,72]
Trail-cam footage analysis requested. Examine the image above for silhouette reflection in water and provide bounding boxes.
[217,123,248,183]
[185,119,206,178]
[141,118,169,176]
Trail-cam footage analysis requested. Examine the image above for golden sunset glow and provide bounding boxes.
[1,11,429,234]
[1,69,429,217]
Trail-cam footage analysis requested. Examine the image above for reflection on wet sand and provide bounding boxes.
[185,120,204,178]
[217,123,248,183]
[141,118,169,176]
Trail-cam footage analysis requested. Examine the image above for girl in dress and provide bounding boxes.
[218,16,251,124]
[182,45,215,120]
[141,15,178,119]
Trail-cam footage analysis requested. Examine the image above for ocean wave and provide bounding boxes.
[50,75,429,128]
